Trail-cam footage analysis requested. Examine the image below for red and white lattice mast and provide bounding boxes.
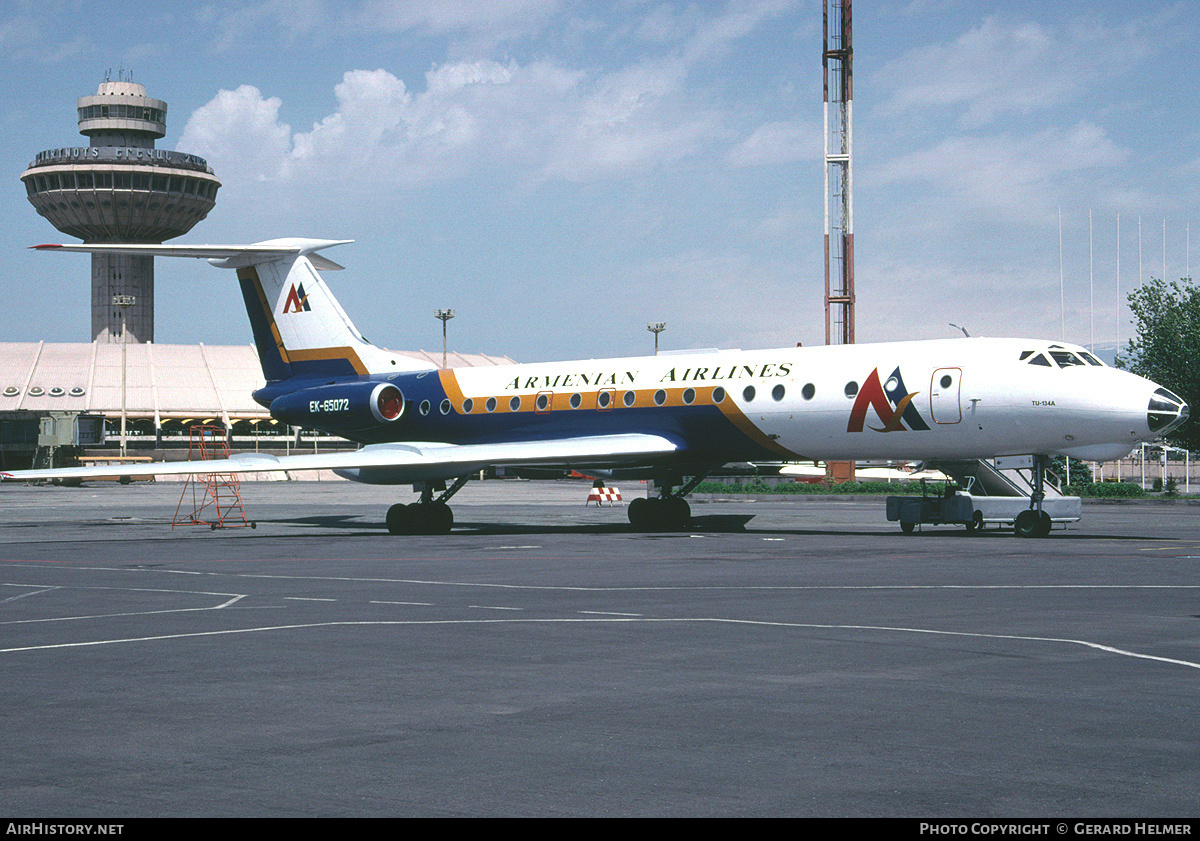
[823,0,854,346]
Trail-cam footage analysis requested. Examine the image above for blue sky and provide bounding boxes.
[4,1,1198,362]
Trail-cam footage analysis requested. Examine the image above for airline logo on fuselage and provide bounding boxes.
[283,283,311,313]
[847,367,931,433]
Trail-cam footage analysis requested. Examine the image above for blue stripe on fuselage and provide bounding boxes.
[263,371,788,461]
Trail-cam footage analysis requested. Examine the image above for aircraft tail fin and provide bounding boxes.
[34,239,431,383]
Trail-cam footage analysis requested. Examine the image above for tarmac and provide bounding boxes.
[1,478,1198,817]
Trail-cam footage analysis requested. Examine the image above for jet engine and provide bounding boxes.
[269,381,405,432]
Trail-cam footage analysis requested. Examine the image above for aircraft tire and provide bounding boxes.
[386,503,413,535]
[1013,509,1041,538]
[427,501,454,534]
[663,496,691,531]
[387,502,454,535]
[1036,510,1052,538]
[628,497,651,530]
[900,521,915,534]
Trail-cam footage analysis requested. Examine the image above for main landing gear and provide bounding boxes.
[627,473,709,532]
[1013,454,1053,539]
[386,475,470,535]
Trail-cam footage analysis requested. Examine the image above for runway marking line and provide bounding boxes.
[1,616,1196,673]
[579,610,642,617]
[0,585,245,625]
[1,585,61,603]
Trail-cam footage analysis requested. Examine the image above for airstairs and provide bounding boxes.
[886,458,1081,535]
[929,458,1068,499]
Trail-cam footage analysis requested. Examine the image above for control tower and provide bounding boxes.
[20,77,221,343]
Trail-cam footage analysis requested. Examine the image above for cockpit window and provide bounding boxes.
[1148,387,1189,435]
[1049,350,1086,368]
[1025,347,1105,368]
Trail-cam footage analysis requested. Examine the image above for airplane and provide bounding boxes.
[2,238,1189,538]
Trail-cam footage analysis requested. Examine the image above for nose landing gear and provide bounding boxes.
[1014,454,1053,538]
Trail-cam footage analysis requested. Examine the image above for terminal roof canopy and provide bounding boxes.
[0,343,515,422]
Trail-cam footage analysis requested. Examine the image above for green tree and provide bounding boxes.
[1117,277,1200,451]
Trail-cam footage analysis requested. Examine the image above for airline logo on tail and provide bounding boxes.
[283,283,311,313]
[847,367,931,433]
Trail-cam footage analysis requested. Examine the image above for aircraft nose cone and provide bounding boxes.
[1147,386,1189,436]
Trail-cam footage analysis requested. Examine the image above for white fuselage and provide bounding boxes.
[435,336,1168,464]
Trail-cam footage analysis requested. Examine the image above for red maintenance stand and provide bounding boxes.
[172,425,255,530]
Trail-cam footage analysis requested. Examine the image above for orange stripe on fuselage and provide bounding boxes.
[433,377,797,457]
[288,346,369,375]
[438,369,466,405]
[238,266,291,365]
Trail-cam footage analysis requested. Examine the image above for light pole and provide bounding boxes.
[647,322,666,355]
[113,295,135,457]
[435,309,455,369]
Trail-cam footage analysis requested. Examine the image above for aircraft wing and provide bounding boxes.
[0,433,680,484]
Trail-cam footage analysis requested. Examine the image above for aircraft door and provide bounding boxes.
[930,367,962,424]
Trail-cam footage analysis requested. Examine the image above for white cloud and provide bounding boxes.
[178,55,735,185]
[876,13,1164,129]
[0,14,84,63]
[354,0,560,34]
[206,0,332,52]
[729,119,821,167]
[682,0,793,64]
[289,69,412,170]
[870,122,1128,220]
[176,85,293,181]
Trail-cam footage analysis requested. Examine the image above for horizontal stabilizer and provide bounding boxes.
[32,238,352,270]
